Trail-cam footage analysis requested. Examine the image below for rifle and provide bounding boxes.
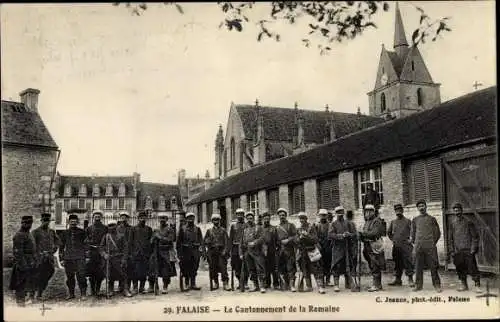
[357,237,362,291]
[153,236,160,296]
[230,260,235,291]
[239,253,246,292]
[105,234,110,299]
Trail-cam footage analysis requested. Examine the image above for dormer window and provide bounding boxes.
[118,182,126,197]
[158,195,166,211]
[105,183,113,197]
[78,184,87,197]
[64,184,72,197]
[93,183,100,197]
[145,196,153,210]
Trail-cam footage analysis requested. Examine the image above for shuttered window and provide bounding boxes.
[289,183,305,215]
[317,175,340,210]
[266,188,279,214]
[206,202,213,222]
[404,156,442,204]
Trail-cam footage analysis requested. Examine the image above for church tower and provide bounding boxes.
[367,2,441,119]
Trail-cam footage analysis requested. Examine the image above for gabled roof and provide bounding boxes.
[1,100,58,149]
[235,104,384,144]
[188,86,497,205]
[137,182,182,210]
[58,175,136,198]
[387,51,404,77]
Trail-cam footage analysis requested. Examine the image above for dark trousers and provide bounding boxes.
[392,245,414,279]
[36,258,55,295]
[10,266,35,304]
[208,250,229,282]
[264,251,279,288]
[180,249,201,279]
[243,252,265,283]
[414,246,441,288]
[321,249,332,280]
[363,245,385,279]
[65,259,87,295]
[278,247,297,283]
[118,259,133,291]
[453,251,480,284]
[298,254,324,283]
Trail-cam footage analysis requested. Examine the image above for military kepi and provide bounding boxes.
[416,199,427,207]
[41,213,51,221]
[21,215,33,223]
[394,203,403,210]
[68,214,79,220]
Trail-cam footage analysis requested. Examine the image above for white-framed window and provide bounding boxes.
[118,197,125,210]
[64,184,72,197]
[63,199,70,210]
[145,196,153,210]
[78,184,87,197]
[248,192,259,216]
[358,165,384,208]
[93,183,100,197]
[158,195,166,211]
[105,183,113,197]
[105,198,112,209]
[78,199,85,209]
[118,183,126,197]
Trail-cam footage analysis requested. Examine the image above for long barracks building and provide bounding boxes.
[187,4,498,273]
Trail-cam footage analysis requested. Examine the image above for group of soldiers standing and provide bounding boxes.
[10,197,483,306]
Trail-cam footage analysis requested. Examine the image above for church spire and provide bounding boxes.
[394,2,409,58]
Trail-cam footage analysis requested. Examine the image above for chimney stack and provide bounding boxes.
[19,88,40,112]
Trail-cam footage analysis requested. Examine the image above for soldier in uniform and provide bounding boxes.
[59,213,88,300]
[99,220,132,297]
[329,206,357,292]
[176,212,204,291]
[204,212,231,291]
[447,203,481,292]
[358,204,386,292]
[116,211,133,294]
[316,209,332,289]
[261,212,280,290]
[276,208,297,292]
[129,211,154,294]
[346,210,358,276]
[239,211,266,293]
[32,212,61,301]
[296,212,326,294]
[228,208,247,289]
[411,199,442,292]
[387,204,414,287]
[85,210,108,297]
[150,214,177,294]
[9,215,36,306]
[362,183,381,212]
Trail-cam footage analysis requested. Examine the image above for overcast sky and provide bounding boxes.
[1,2,496,184]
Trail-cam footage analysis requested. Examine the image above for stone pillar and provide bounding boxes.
[225,197,232,228]
[258,190,267,214]
[202,202,207,224]
[278,184,289,212]
[240,194,248,211]
[213,199,219,213]
[304,179,318,217]
[339,170,356,210]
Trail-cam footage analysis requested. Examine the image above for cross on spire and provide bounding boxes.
[473,81,483,91]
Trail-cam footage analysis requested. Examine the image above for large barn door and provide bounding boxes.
[442,146,498,273]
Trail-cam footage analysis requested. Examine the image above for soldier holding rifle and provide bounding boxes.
[204,212,231,291]
[32,212,61,301]
[176,212,204,291]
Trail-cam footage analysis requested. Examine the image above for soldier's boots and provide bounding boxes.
[457,280,468,292]
[333,276,340,292]
[344,274,352,289]
[139,281,146,294]
[434,285,443,293]
[367,276,382,292]
[318,278,326,294]
[248,279,259,292]
[213,280,220,290]
[304,277,313,292]
[223,281,232,291]
[388,277,403,286]
[290,278,297,292]
[190,277,202,291]
[123,289,133,297]
[66,289,76,301]
[408,276,415,288]
[258,278,266,293]
[25,292,35,305]
[326,275,332,287]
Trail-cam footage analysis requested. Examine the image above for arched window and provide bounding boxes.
[118,182,126,197]
[230,137,236,168]
[380,93,386,112]
[417,88,423,106]
[64,184,72,197]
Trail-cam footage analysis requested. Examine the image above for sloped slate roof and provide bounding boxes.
[188,86,497,205]
[1,100,58,149]
[387,51,404,76]
[235,105,384,144]
[58,175,136,198]
[137,182,182,210]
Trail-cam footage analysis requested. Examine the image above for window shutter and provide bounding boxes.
[413,159,427,202]
[426,157,442,202]
[317,176,339,210]
[267,189,279,214]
